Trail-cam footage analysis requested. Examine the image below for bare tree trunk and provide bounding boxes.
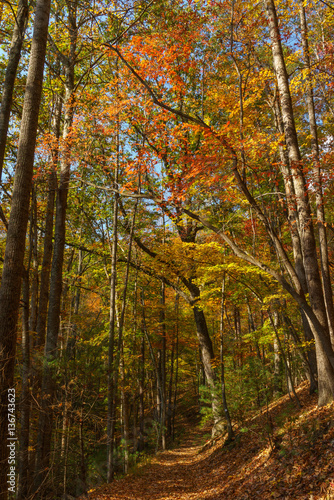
[271,97,318,390]
[120,352,129,474]
[18,197,38,498]
[268,309,302,408]
[79,408,87,495]
[299,2,334,346]
[265,0,334,405]
[172,295,179,442]
[234,307,242,368]
[282,313,317,392]
[140,291,164,452]
[167,335,174,438]
[0,0,51,495]
[138,335,145,452]
[29,187,39,336]
[36,94,61,348]
[0,0,29,181]
[160,281,166,450]
[246,299,261,361]
[192,304,222,437]
[34,5,77,486]
[110,197,138,475]
[107,105,120,481]
[17,272,30,500]
[220,275,233,441]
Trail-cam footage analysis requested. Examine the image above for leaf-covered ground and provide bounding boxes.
[83,383,334,500]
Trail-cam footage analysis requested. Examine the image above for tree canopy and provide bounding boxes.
[1,0,334,498]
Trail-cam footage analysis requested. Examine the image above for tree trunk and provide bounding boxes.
[167,336,174,438]
[160,281,166,450]
[282,313,317,393]
[79,408,87,496]
[0,0,51,495]
[172,291,180,441]
[220,275,234,441]
[192,305,222,437]
[138,336,145,452]
[0,0,29,181]
[299,2,334,346]
[34,12,77,486]
[36,93,61,349]
[265,0,334,405]
[268,309,302,408]
[17,272,30,500]
[120,353,129,474]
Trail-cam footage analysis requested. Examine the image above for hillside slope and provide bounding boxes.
[83,383,334,500]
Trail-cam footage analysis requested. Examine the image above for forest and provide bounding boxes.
[0,0,334,498]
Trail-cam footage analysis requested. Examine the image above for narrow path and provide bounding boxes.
[85,426,225,500]
[84,385,334,500]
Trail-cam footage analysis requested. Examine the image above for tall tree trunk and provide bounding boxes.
[192,304,222,437]
[17,272,30,500]
[268,309,302,408]
[79,408,87,496]
[172,295,179,442]
[271,96,318,391]
[36,93,61,349]
[107,115,120,482]
[140,291,164,452]
[0,0,29,181]
[234,307,242,368]
[138,335,145,452]
[34,8,77,486]
[0,0,51,496]
[17,197,37,498]
[110,197,138,473]
[299,2,334,346]
[120,352,129,474]
[220,275,233,441]
[160,281,166,450]
[282,313,317,391]
[265,0,334,405]
[167,335,174,438]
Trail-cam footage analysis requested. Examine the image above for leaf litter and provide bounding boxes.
[81,382,334,500]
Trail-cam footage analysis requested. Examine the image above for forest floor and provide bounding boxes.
[83,382,334,500]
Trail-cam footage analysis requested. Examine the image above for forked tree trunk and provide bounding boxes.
[0,0,51,496]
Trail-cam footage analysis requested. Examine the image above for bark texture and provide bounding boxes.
[0,0,29,181]
[0,0,51,496]
[265,0,334,405]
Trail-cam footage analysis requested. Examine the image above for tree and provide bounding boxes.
[0,0,51,496]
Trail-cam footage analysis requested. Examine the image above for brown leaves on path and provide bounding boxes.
[84,383,334,500]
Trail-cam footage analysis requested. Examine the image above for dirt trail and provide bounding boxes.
[84,385,334,500]
[86,426,221,500]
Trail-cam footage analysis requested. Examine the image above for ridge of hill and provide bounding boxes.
[82,382,334,500]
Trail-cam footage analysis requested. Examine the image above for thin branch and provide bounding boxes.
[75,177,156,199]
[318,0,334,10]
